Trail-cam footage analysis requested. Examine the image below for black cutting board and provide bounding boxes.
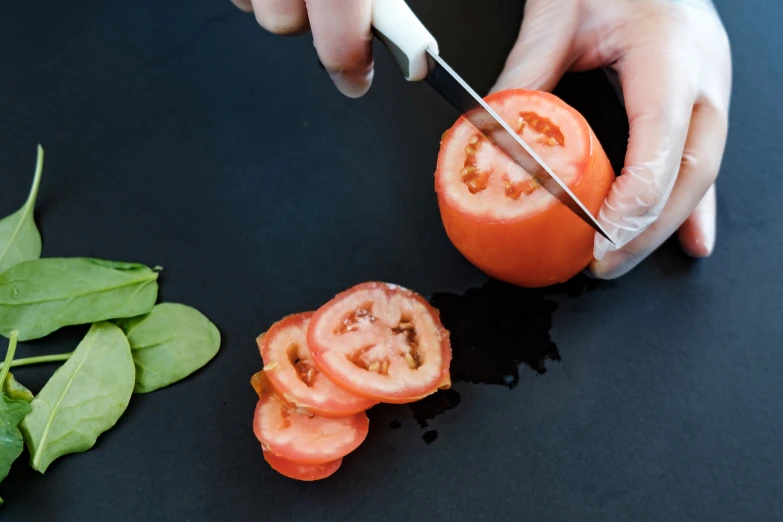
[1,1,781,520]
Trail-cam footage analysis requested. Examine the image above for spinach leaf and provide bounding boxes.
[0,395,31,504]
[0,145,44,273]
[0,257,159,341]
[116,303,220,393]
[20,322,135,473]
[0,332,32,505]
[3,373,34,403]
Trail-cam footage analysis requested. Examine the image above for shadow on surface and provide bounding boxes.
[382,275,611,440]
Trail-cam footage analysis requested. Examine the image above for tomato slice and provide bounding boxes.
[262,449,342,481]
[307,282,452,404]
[250,370,264,398]
[435,89,614,288]
[257,312,377,417]
[253,387,369,465]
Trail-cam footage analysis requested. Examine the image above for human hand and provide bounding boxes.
[492,0,732,279]
[231,0,374,98]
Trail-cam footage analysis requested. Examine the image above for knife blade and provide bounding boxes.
[424,50,613,242]
[371,0,614,243]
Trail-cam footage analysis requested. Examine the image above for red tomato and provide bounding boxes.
[307,282,452,404]
[262,449,342,481]
[252,387,369,465]
[258,312,376,417]
[435,89,614,288]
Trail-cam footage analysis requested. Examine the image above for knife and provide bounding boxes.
[371,0,614,242]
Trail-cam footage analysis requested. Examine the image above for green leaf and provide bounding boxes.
[20,322,135,473]
[116,303,221,393]
[0,257,159,341]
[0,394,31,490]
[0,145,44,273]
[3,373,33,403]
[0,331,31,503]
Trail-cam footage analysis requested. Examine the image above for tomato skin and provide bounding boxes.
[435,89,615,288]
[253,390,369,465]
[308,282,452,405]
[262,449,342,481]
[258,312,377,418]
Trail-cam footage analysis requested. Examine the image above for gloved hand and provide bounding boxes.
[491,0,732,279]
[234,0,732,280]
[231,0,374,98]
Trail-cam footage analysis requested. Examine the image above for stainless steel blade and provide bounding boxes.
[425,48,614,243]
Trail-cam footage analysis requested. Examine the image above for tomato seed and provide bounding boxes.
[466,172,490,194]
[337,307,376,334]
[503,175,542,200]
[518,111,564,146]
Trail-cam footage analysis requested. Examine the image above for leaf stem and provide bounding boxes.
[0,331,19,386]
[26,144,45,209]
[0,351,73,372]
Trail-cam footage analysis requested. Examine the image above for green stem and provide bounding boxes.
[0,351,73,372]
[26,144,44,209]
[0,331,19,387]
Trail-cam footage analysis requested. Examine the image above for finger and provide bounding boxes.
[592,46,698,265]
[677,183,716,258]
[305,0,373,98]
[249,0,308,35]
[590,102,727,278]
[490,0,579,93]
[231,0,254,13]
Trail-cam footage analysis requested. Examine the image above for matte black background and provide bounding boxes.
[1,0,781,520]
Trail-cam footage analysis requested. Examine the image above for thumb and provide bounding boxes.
[491,0,579,93]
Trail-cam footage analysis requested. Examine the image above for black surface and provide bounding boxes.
[1,0,781,520]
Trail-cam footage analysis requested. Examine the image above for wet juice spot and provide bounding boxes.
[391,276,606,442]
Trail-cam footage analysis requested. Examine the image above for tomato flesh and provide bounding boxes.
[258,312,377,417]
[253,389,369,465]
[307,282,452,404]
[263,449,342,481]
[435,89,614,288]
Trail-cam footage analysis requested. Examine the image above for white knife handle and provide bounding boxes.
[372,0,439,81]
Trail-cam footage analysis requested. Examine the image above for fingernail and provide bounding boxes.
[329,68,374,99]
[231,0,253,13]
[582,267,599,279]
[682,232,711,258]
[698,210,716,257]
[591,249,640,280]
[263,14,304,34]
[593,235,613,261]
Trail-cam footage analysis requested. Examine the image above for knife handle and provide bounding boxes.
[372,0,439,82]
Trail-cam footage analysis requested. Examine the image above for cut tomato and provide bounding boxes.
[262,449,342,481]
[435,89,615,288]
[250,370,264,398]
[258,312,376,417]
[253,387,369,465]
[307,282,452,404]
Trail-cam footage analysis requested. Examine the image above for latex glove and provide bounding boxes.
[231,0,374,98]
[492,0,732,279]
